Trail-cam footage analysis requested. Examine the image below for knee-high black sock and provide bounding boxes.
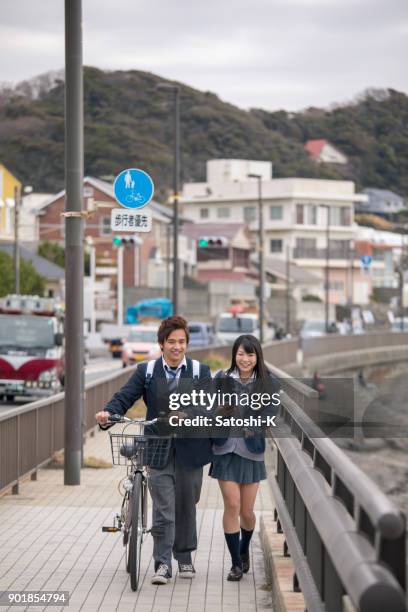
[224,532,241,567]
[240,527,254,555]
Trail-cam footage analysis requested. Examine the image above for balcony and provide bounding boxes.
[293,247,350,260]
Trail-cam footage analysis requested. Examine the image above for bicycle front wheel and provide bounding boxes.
[128,471,143,591]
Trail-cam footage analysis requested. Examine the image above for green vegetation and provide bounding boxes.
[0,252,46,297]
[38,240,90,274]
[38,240,65,268]
[0,69,407,200]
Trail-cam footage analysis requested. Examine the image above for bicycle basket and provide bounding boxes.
[109,432,172,469]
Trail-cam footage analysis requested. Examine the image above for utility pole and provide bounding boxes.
[321,205,331,333]
[248,173,264,344]
[285,244,291,335]
[117,245,124,324]
[13,186,20,295]
[64,0,84,486]
[156,83,180,314]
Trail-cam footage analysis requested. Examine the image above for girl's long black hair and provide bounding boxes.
[226,334,270,389]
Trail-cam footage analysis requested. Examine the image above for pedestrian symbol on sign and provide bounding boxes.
[114,168,154,210]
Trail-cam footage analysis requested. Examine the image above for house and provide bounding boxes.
[0,241,64,296]
[181,159,369,306]
[0,164,21,240]
[357,188,406,219]
[304,140,348,165]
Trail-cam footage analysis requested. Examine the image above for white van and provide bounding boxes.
[216,313,274,345]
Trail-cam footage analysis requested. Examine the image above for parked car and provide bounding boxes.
[121,325,161,367]
[299,320,338,341]
[188,322,216,348]
[216,313,275,345]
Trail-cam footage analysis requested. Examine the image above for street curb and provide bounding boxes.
[260,514,305,612]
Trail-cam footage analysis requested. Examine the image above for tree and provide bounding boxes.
[0,252,46,297]
[38,240,65,268]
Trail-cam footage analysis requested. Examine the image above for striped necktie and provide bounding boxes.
[166,366,180,394]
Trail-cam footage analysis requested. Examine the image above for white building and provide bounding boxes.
[181,159,369,305]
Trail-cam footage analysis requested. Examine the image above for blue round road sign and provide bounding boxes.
[114,168,154,209]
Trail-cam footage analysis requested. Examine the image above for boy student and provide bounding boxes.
[95,316,212,585]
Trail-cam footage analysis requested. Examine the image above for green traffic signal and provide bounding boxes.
[198,238,209,247]
[112,236,122,246]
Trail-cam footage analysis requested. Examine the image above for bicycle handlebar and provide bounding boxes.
[106,414,158,426]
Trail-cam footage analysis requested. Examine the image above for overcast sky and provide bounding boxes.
[1,0,407,111]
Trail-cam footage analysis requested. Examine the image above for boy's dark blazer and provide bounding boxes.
[103,356,213,470]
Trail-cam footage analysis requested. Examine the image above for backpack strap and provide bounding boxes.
[192,359,200,380]
[144,359,157,389]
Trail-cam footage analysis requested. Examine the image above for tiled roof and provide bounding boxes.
[304,139,327,159]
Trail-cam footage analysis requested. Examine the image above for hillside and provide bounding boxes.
[0,68,407,200]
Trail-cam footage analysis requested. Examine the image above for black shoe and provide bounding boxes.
[227,565,243,581]
[240,552,250,573]
[178,562,196,579]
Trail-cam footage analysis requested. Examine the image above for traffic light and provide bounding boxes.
[198,236,228,247]
[112,236,142,247]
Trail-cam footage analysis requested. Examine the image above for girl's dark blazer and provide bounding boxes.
[211,369,280,455]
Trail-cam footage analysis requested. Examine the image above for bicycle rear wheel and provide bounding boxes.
[128,471,143,591]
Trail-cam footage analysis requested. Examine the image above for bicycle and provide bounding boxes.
[125,192,146,204]
[101,414,171,591]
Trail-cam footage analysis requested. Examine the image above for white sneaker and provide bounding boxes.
[178,562,196,579]
[151,563,171,585]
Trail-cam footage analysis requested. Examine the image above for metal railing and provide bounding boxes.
[265,363,407,612]
[0,365,137,496]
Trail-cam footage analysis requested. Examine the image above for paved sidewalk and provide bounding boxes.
[0,428,274,612]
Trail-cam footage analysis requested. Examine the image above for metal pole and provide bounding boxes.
[172,88,180,314]
[117,245,124,324]
[13,186,20,295]
[64,0,84,486]
[166,223,171,299]
[324,206,330,333]
[90,245,96,334]
[400,233,404,331]
[286,244,291,335]
[258,177,264,345]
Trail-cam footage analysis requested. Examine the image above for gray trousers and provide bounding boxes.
[148,449,203,574]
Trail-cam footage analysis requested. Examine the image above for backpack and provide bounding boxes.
[144,358,200,389]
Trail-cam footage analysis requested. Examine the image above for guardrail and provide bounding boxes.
[266,363,406,612]
[0,365,137,496]
[302,331,408,359]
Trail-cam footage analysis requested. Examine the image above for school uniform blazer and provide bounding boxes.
[212,370,281,455]
[103,357,213,470]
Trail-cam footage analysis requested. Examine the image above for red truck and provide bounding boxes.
[0,294,65,402]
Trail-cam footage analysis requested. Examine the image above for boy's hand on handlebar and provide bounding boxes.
[95,411,112,425]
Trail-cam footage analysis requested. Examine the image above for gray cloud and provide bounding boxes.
[0,0,407,110]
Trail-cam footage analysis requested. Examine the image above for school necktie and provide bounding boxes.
[165,366,179,394]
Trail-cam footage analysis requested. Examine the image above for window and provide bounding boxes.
[296,238,316,250]
[340,207,351,226]
[296,204,304,224]
[100,216,111,236]
[306,205,317,225]
[244,206,256,223]
[217,207,230,218]
[270,239,283,253]
[328,281,344,291]
[200,208,209,219]
[270,206,283,220]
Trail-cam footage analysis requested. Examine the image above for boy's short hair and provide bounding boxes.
[157,315,190,346]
